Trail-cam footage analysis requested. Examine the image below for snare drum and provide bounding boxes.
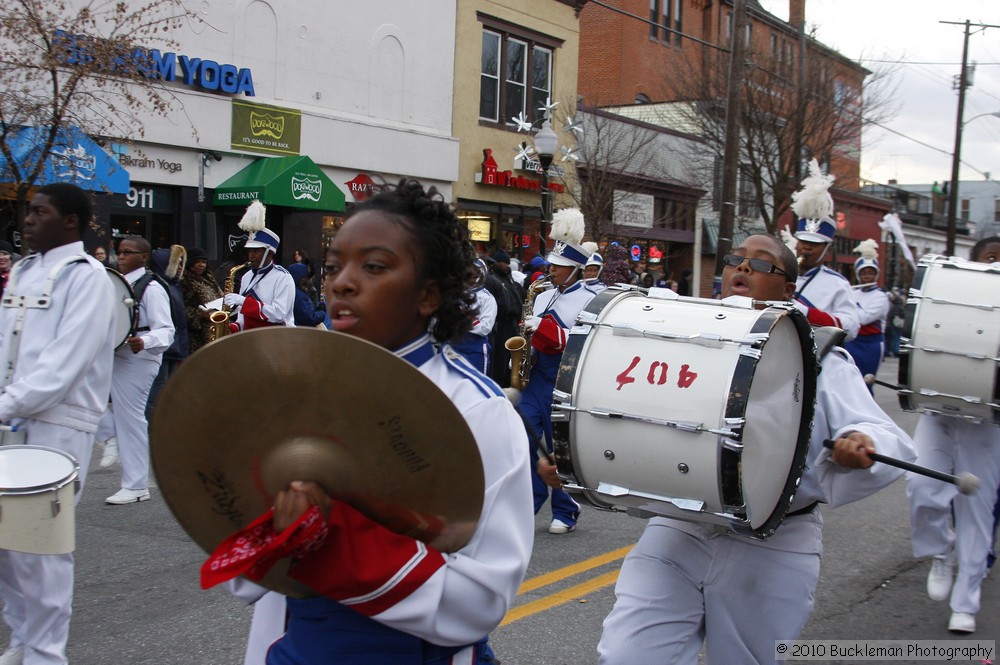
[0,446,79,554]
[899,255,1000,423]
[552,287,816,538]
[106,268,137,350]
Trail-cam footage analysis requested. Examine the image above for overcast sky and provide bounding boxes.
[756,0,1000,187]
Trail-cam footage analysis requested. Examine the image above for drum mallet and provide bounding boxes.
[822,439,980,495]
[863,374,901,391]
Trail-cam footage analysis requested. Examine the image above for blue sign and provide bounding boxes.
[0,125,129,194]
[630,244,642,262]
[54,30,256,97]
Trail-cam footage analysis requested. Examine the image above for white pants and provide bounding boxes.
[97,354,160,490]
[598,517,822,665]
[907,414,1000,614]
[0,421,92,665]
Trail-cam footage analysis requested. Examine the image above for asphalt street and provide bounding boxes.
[0,355,996,664]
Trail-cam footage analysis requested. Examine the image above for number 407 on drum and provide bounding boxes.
[615,356,699,392]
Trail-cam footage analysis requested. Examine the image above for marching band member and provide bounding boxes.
[212,179,532,664]
[582,242,607,294]
[451,259,497,376]
[224,201,295,331]
[0,184,116,665]
[844,239,889,389]
[98,236,175,505]
[906,235,1000,634]
[518,208,601,535]
[790,159,860,341]
[597,233,914,665]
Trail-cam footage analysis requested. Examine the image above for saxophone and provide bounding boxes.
[505,277,552,391]
[208,262,250,342]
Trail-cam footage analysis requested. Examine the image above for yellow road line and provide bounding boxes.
[517,544,634,594]
[501,570,621,626]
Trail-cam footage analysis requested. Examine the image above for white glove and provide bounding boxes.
[224,293,246,308]
[524,316,541,333]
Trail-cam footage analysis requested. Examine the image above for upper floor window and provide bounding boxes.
[479,21,557,126]
[651,0,683,46]
[994,198,1000,223]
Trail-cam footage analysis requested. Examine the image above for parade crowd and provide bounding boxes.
[0,172,997,665]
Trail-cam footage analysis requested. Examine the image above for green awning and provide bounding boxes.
[213,155,345,211]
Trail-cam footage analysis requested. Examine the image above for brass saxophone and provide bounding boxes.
[505,277,552,391]
[208,262,250,342]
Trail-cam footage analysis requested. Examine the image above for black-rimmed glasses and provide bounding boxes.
[722,254,789,276]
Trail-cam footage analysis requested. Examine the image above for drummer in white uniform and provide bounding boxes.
[906,235,1000,634]
[98,236,175,505]
[790,159,860,341]
[0,183,116,665]
[582,243,607,294]
[597,233,914,665]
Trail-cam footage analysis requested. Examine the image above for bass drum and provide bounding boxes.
[899,255,1000,423]
[106,268,137,350]
[552,287,816,539]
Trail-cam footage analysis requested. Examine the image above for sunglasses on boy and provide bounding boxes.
[722,254,789,277]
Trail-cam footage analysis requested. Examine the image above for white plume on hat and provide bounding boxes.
[791,159,835,223]
[550,207,585,245]
[238,200,267,233]
[853,238,879,260]
[582,241,599,255]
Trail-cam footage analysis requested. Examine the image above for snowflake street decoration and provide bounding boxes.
[538,97,560,117]
[515,142,536,162]
[511,111,534,133]
[562,116,584,139]
[560,145,581,162]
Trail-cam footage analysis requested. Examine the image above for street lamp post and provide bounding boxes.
[534,119,558,226]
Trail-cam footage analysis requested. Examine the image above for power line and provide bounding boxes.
[866,120,991,178]
[588,0,728,52]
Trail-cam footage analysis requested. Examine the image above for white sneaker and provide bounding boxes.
[926,554,954,601]
[0,647,23,665]
[548,518,576,534]
[947,611,976,633]
[105,488,150,505]
[99,438,119,468]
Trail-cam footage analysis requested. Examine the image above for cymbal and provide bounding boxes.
[150,328,484,597]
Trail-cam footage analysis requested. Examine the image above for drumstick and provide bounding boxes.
[822,439,980,495]
[863,374,900,391]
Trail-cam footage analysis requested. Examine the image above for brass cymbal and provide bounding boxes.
[150,328,484,597]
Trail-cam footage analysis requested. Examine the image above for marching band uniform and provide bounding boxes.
[584,251,607,294]
[907,415,1000,633]
[790,160,860,341]
[226,211,296,331]
[845,285,889,384]
[98,263,174,504]
[0,242,115,665]
[451,285,497,376]
[794,265,860,340]
[235,262,295,330]
[844,246,888,383]
[599,343,915,664]
[266,334,533,664]
[517,209,599,534]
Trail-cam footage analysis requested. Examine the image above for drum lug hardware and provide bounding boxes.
[641,304,653,311]
[50,497,61,518]
[739,347,762,360]
[677,463,689,473]
[714,313,726,320]
[604,450,615,460]
[721,439,743,451]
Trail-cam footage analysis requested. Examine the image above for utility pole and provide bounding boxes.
[942,19,1000,255]
[945,20,971,257]
[714,0,748,290]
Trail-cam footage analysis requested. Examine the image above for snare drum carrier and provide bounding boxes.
[899,255,1000,423]
[552,287,816,538]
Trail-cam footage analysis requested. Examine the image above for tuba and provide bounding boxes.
[209,262,250,342]
[505,277,552,391]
